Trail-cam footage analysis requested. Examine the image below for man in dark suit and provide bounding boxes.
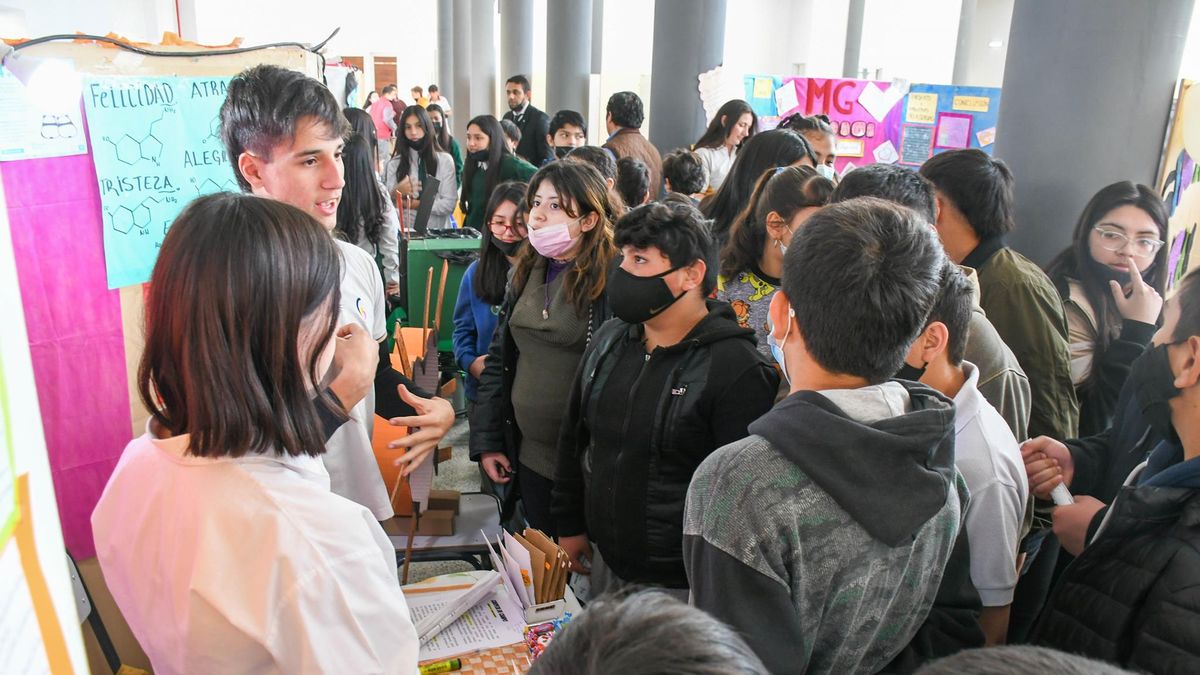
[502,75,552,167]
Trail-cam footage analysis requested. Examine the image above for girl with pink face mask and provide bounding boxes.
[469,161,620,533]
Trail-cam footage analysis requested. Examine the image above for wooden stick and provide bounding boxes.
[421,265,434,348]
[433,259,450,333]
[402,498,419,585]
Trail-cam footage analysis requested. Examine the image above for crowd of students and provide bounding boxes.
[87,63,1200,675]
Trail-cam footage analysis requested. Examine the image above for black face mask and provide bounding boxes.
[894,361,927,382]
[404,136,427,151]
[1085,254,1132,288]
[607,264,685,324]
[554,145,574,159]
[492,237,522,256]
[468,149,490,163]
[432,122,444,134]
[1130,342,1182,445]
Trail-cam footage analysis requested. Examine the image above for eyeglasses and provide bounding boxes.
[488,219,527,236]
[1092,226,1164,257]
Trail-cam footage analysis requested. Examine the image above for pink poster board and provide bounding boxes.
[1,151,130,559]
[776,77,906,175]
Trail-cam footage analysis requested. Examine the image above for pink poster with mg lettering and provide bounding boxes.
[775,77,906,175]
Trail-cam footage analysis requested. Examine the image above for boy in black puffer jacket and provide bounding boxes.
[1034,269,1200,674]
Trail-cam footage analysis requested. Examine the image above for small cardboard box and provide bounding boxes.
[427,489,461,514]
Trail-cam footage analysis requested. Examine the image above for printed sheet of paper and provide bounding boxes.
[0,542,52,675]
[905,92,938,124]
[976,126,997,147]
[406,585,526,662]
[752,77,774,99]
[952,95,991,112]
[873,139,899,164]
[0,67,87,162]
[900,125,935,166]
[774,81,800,117]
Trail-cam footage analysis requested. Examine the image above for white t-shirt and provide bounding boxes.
[953,362,1029,607]
[92,428,419,675]
[693,145,736,191]
[327,239,393,519]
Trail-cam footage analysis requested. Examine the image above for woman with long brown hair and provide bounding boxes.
[470,161,620,532]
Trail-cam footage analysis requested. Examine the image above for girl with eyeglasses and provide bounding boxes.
[1046,181,1169,435]
[453,181,529,404]
[717,165,832,357]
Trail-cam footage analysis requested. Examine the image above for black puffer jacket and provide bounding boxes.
[1035,471,1200,674]
[550,301,779,588]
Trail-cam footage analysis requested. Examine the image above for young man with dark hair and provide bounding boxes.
[220,64,454,520]
[920,149,1078,443]
[685,197,965,674]
[427,83,451,116]
[662,149,708,200]
[554,201,778,599]
[502,74,552,166]
[603,91,662,196]
[615,156,651,207]
[900,261,1029,646]
[1033,270,1200,674]
[832,164,1031,441]
[546,109,588,163]
[565,145,617,189]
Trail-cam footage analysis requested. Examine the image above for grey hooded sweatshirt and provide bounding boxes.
[683,381,967,675]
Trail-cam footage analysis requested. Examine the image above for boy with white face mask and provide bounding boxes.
[686,197,966,675]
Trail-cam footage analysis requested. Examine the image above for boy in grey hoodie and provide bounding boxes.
[684,197,968,675]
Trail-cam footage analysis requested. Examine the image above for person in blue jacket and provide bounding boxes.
[453,181,529,403]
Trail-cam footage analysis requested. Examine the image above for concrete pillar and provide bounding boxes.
[437,0,454,105]
[469,0,498,118]
[452,0,473,138]
[546,0,592,116]
[591,0,604,74]
[649,0,727,153]
[952,0,977,85]
[842,0,866,79]
[994,0,1193,265]
[500,0,534,87]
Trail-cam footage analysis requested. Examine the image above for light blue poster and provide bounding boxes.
[83,76,237,288]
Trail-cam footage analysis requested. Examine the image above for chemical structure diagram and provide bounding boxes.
[202,115,222,145]
[190,176,239,194]
[101,107,173,167]
[105,195,180,235]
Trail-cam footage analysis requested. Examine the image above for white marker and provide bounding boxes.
[1050,483,1074,506]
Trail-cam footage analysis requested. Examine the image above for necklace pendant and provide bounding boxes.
[542,308,549,320]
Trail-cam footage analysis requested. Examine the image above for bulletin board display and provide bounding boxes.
[743,75,1001,175]
[0,40,320,566]
[1157,79,1200,294]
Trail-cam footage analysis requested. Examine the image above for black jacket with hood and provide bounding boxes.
[552,301,779,588]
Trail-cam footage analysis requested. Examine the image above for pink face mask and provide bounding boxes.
[527,219,579,259]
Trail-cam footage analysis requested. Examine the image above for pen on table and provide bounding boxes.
[418,657,462,674]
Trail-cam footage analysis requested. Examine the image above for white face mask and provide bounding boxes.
[816,164,837,181]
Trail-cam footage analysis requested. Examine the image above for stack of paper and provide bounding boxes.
[485,529,570,609]
[403,575,527,662]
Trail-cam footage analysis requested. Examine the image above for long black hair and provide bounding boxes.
[694,99,757,151]
[343,107,378,167]
[1046,181,1169,367]
[335,134,389,246]
[426,103,452,151]
[391,105,441,182]
[700,129,815,243]
[460,115,511,216]
[474,181,529,305]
